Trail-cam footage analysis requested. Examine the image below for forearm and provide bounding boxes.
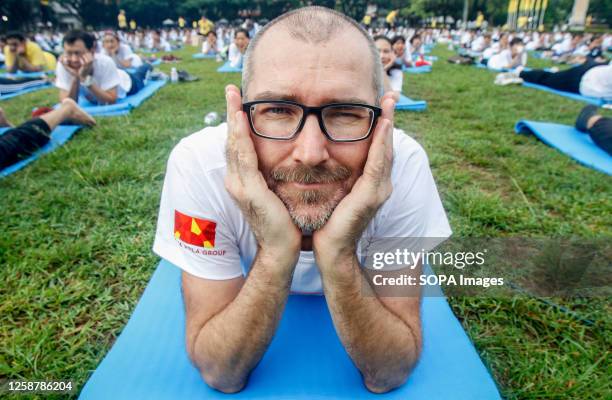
[191,250,296,392]
[19,57,42,72]
[118,58,132,68]
[87,84,116,104]
[61,79,80,102]
[319,253,421,393]
[6,61,17,73]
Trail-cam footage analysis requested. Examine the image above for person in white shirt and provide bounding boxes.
[154,6,451,394]
[227,28,249,68]
[487,37,527,70]
[391,35,412,68]
[56,30,150,105]
[574,104,612,156]
[101,31,143,69]
[201,30,221,55]
[148,30,172,52]
[519,60,612,100]
[374,35,402,101]
[408,34,424,58]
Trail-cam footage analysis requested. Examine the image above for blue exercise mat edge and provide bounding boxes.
[79,259,502,399]
[56,79,167,117]
[193,53,218,59]
[217,61,242,73]
[396,94,427,111]
[0,82,52,101]
[521,82,610,106]
[515,119,612,175]
[402,65,432,74]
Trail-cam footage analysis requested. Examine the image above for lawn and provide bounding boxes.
[0,45,610,399]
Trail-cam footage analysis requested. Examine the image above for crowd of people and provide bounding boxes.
[1,18,611,170]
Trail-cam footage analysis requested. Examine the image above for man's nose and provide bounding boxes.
[291,114,330,167]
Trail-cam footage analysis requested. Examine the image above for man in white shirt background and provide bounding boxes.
[56,30,151,105]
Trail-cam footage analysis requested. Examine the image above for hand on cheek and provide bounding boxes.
[312,94,396,266]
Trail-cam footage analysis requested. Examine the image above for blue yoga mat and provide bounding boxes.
[521,82,610,106]
[396,94,427,111]
[0,82,52,101]
[402,65,432,74]
[124,60,161,74]
[193,53,218,59]
[217,61,242,73]
[515,120,612,175]
[0,71,49,79]
[72,79,167,117]
[0,125,82,177]
[473,63,532,73]
[79,260,501,399]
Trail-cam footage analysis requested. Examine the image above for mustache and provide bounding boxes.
[270,164,352,184]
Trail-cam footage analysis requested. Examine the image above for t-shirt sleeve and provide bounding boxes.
[228,43,241,68]
[3,46,15,68]
[153,143,244,280]
[96,57,121,91]
[389,69,404,92]
[54,60,73,91]
[27,42,46,67]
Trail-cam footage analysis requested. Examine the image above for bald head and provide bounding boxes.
[242,6,383,103]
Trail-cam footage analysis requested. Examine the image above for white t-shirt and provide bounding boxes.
[389,68,403,92]
[55,53,132,102]
[201,40,221,55]
[580,64,612,100]
[153,124,452,293]
[228,43,244,68]
[487,49,526,70]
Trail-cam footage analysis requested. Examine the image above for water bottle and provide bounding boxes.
[170,67,178,83]
[204,112,219,126]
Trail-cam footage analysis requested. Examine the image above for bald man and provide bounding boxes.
[153,6,450,393]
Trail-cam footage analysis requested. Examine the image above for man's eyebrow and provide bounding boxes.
[251,91,371,105]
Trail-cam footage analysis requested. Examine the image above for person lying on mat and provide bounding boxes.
[228,28,249,68]
[101,31,144,69]
[154,6,451,394]
[148,30,173,52]
[575,105,612,156]
[201,31,221,56]
[0,98,95,170]
[56,30,152,105]
[391,36,413,68]
[487,37,526,71]
[3,31,57,73]
[408,34,424,59]
[518,60,612,100]
[567,35,607,65]
[374,35,402,102]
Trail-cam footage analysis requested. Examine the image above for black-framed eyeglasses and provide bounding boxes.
[242,100,382,142]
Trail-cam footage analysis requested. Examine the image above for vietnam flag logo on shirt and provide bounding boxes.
[174,210,217,248]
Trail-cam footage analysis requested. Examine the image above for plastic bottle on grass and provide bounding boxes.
[204,112,219,126]
[170,67,178,83]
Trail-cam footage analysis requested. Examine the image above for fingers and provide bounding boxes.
[225,84,241,128]
[362,96,395,186]
[224,86,259,184]
[232,110,259,178]
[380,93,396,122]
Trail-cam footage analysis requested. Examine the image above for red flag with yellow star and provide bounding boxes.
[174,210,217,248]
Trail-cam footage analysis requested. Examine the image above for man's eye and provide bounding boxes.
[263,107,294,116]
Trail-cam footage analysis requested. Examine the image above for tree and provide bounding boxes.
[0,0,40,32]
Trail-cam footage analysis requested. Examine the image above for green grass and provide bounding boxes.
[0,46,610,399]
